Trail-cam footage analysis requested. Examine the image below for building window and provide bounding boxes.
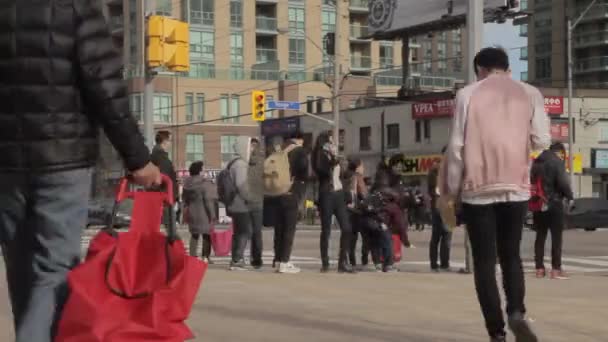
[415,120,421,143]
[189,62,215,78]
[306,96,314,113]
[288,7,305,33]
[266,95,275,119]
[129,93,142,121]
[221,135,238,167]
[424,120,431,141]
[153,94,172,123]
[185,93,194,122]
[185,134,204,168]
[156,0,172,15]
[230,0,242,28]
[387,123,399,149]
[190,30,215,60]
[289,38,306,65]
[220,94,241,123]
[380,43,393,68]
[231,32,244,66]
[339,129,345,152]
[599,123,608,143]
[196,93,205,122]
[231,95,240,123]
[189,0,214,26]
[535,57,552,79]
[316,97,324,113]
[322,10,336,34]
[360,126,371,151]
[521,71,528,82]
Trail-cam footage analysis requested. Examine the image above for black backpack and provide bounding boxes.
[217,158,240,206]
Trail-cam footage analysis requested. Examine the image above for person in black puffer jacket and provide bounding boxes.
[0,2,161,341]
[530,142,574,280]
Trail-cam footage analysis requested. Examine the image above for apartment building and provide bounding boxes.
[100,0,463,174]
[522,0,608,88]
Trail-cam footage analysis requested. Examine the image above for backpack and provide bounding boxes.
[263,145,296,196]
[217,158,240,206]
[529,177,547,212]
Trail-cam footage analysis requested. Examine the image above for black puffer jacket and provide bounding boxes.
[531,150,574,204]
[0,0,149,172]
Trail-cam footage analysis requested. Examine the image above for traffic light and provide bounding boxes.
[147,16,190,72]
[251,90,266,122]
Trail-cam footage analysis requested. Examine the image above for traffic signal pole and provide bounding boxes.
[143,0,155,150]
[332,0,342,146]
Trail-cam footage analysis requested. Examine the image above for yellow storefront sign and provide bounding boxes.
[530,151,582,174]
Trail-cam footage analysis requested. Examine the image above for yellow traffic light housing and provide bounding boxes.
[251,90,266,122]
[146,16,190,72]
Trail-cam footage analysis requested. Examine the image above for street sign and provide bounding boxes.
[267,101,301,111]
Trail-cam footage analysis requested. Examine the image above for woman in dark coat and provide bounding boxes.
[182,161,218,262]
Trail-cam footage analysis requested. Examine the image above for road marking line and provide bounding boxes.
[556,257,608,267]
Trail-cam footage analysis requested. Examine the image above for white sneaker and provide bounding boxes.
[277,262,301,274]
[202,257,209,264]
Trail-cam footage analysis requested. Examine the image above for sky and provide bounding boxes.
[483,20,527,80]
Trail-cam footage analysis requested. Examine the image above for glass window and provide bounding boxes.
[359,126,371,151]
[230,0,242,28]
[535,57,552,79]
[306,96,314,113]
[266,95,275,119]
[415,120,421,143]
[129,93,142,121]
[190,30,215,60]
[221,135,238,167]
[231,32,244,66]
[153,94,172,123]
[156,0,172,16]
[387,123,399,149]
[322,10,336,35]
[189,62,215,78]
[424,120,431,140]
[599,123,608,142]
[196,93,205,122]
[316,97,324,113]
[189,0,214,26]
[289,38,306,65]
[380,44,393,68]
[289,7,305,33]
[185,93,194,122]
[220,94,229,122]
[185,134,204,168]
[231,95,240,123]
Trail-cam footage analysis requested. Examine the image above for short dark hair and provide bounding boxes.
[441,145,447,154]
[550,142,566,153]
[473,47,509,74]
[288,130,305,140]
[155,130,171,145]
[189,161,204,176]
[251,138,260,145]
[348,158,362,172]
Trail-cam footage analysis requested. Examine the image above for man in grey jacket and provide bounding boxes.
[228,136,254,271]
[248,139,265,269]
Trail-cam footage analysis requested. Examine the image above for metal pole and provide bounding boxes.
[143,0,155,150]
[567,19,575,189]
[332,0,341,146]
[462,0,484,275]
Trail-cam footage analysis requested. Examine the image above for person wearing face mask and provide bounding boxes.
[312,131,355,273]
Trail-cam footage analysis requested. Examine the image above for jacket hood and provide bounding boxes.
[183,175,206,190]
[233,136,252,162]
[537,149,558,163]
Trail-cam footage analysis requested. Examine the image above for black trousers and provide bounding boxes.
[533,203,565,270]
[249,209,264,267]
[318,190,352,266]
[272,194,299,263]
[349,213,377,266]
[430,208,452,269]
[189,233,211,258]
[463,201,528,338]
[230,213,252,264]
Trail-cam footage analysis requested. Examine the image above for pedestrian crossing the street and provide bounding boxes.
[80,236,608,274]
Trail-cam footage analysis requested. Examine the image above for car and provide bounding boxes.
[87,199,132,229]
[566,198,608,232]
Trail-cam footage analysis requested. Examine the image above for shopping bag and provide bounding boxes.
[392,234,402,262]
[55,175,207,342]
[210,225,233,257]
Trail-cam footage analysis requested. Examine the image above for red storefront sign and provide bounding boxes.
[550,122,569,141]
[412,99,455,119]
[544,96,564,115]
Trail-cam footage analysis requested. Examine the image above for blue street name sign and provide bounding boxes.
[267,101,301,111]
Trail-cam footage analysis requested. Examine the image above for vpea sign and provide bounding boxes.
[412,99,455,119]
[396,154,443,176]
[544,96,564,115]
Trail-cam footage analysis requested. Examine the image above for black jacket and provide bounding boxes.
[286,141,309,198]
[531,150,574,204]
[0,0,149,172]
[150,145,178,201]
[313,148,339,193]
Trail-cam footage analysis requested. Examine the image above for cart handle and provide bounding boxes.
[116,174,175,206]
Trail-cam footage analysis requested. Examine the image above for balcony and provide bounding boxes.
[190,10,214,26]
[374,75,456,89]
[256,48,278,63]
[256,17,278,34]
[575,56,608,74]
[351,55,372,70]
[520,47,528,61]
[349,0,369,13]
[349,25,370,41]
[573,29,608,49]
[576,3,608,23]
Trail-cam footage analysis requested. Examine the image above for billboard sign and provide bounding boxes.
[395,154,443,176]
[412,98,455,119]
[368,0,509,37]
[544,96,564,115]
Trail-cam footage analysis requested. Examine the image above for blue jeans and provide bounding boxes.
[0,168,92,342]
[430,208,452,269]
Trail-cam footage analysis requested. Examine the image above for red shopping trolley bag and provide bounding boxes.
[210,225,233,257]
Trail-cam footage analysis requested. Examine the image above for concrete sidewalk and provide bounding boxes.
[2,264,606,341]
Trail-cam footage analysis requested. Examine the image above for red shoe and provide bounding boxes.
[535,269,546,278]
[551,269,570,280]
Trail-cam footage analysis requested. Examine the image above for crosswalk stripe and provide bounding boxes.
[558,257,608,267]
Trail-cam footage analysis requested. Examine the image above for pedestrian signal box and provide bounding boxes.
[251,91,266,122]
[147,16,190,72]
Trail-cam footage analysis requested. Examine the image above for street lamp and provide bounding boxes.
[567,0,598,191]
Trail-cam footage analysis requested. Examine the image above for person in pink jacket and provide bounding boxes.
[442,47,550,342]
